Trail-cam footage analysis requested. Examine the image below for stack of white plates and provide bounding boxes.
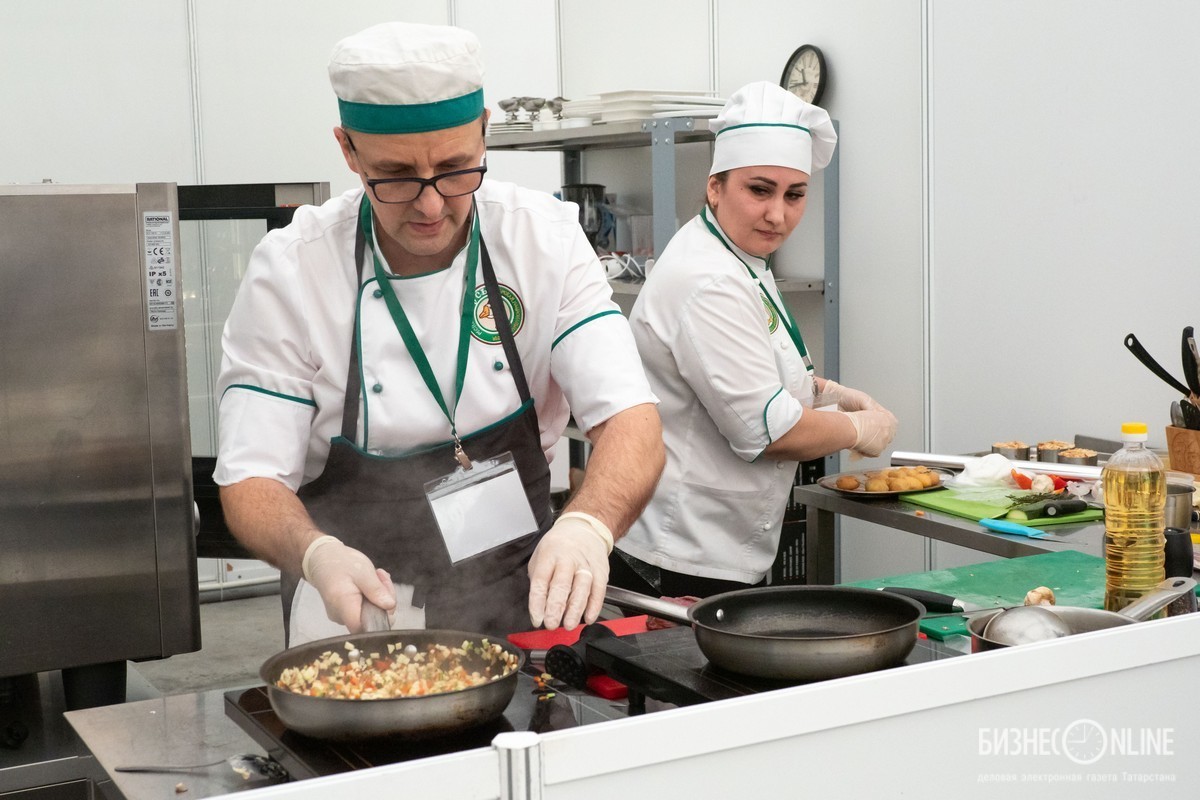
[561,97,602,120]
[601,90,724,123]
[562,90,725,124]
[487,120,533,135]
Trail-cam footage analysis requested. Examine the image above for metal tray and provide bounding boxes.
[817,468,954,499]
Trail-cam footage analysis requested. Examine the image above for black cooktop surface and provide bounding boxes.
[225,669,624,781]
[585,625,964,708]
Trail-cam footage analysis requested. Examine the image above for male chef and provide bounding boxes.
[214,21,663,644]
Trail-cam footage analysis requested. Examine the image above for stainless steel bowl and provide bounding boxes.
[992,444,1030,460]
[1165,482,1196,530]
[1035,442,1072,463]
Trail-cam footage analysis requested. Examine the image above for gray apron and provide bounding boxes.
[283,208,552,642]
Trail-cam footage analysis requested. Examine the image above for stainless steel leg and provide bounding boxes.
[806,505,837,585]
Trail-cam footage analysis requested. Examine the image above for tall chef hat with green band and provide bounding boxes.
[709,81,837,176]
[329,22,485,135]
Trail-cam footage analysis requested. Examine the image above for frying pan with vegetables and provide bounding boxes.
[259,629,524,740]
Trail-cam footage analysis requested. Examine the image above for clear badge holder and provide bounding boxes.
[424,451,538,564]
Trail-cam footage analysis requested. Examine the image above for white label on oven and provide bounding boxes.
[142,210,177,330]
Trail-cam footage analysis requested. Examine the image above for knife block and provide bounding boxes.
[1165,425,1200,478]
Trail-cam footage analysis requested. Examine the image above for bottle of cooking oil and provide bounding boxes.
[1103,422,1167,611]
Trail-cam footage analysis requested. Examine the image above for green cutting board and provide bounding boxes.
[901,488,1103,527]
[844,550,1107,640]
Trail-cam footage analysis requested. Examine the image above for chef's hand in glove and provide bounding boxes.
[303,535,397,632]
[821,379,885,413]
[528,511,613,630]
[845,408,899,458]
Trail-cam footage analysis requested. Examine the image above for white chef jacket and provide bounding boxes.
[616,210,813,584]
[213,181,655,491]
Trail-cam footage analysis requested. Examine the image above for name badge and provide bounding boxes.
[424,451,538,563]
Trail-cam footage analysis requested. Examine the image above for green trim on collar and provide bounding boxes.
[552,309,622,350]
[338,89,484,134]
[329,398,534,460]
[222,384,316,407]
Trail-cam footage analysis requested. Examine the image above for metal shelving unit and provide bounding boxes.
[488,117,713,258]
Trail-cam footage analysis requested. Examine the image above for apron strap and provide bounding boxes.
[337,208,532,443]
[478,237,532,404]
[339,217,370,441]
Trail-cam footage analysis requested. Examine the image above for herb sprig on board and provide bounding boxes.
[1005,490,1061,509]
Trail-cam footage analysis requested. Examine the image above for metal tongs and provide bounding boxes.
[115,753,287,780]
[1124,331,1200,430]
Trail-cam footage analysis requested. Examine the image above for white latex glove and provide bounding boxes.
[303,536,397,632]
[822,379,885,413]
[527,512,612,630]
[844,408,898,458]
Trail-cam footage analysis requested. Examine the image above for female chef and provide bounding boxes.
[610,82,897,599]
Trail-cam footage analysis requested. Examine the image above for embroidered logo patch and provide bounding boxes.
[760,291,779,334]
[470,283,525,344]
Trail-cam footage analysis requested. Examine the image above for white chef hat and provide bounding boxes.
[328,22,485,134]
[709,81,837,176]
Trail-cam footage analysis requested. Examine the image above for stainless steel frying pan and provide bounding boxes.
[606,585,924,681]
[259,628,524,740]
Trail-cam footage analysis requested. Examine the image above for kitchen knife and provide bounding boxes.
[980,517,1058,539]
[1182,398,1200,431]
[875,586,985,613]
[1183,327,1200,396]
[1172,400,1187,429]
[1042,498,1088,517]
[1188,335,1200,399]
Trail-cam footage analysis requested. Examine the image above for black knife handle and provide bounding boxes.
[876,587,961,613]
[1044,499,1088,517]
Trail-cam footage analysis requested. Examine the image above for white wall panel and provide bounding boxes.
[559,0,712,98]
[929,0,1200,458]
[192,1,447,192]
[459,0,561,194]
[0,2,195,185]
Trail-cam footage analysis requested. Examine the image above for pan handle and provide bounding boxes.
[360,599,390,633]
[875,587,964,613]
[604,585,692,625]
[1124,333,1192,396]
[1117,577,1196,621]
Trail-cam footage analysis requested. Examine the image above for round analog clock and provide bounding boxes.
[780,44,827,106]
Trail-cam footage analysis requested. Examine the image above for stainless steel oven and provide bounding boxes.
[0,183,199,687]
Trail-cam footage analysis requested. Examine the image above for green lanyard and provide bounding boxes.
[700,206,814,374]
[359,196,479,468]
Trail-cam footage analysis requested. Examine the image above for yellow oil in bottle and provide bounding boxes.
[1102,426,1166,612]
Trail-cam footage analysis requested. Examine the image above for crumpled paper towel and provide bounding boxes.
[951,453,1014,488]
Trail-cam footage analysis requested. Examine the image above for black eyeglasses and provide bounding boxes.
[344,132,487,204]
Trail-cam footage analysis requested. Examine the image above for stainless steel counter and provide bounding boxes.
[795,483,1104,584]
[64,688,284,800]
